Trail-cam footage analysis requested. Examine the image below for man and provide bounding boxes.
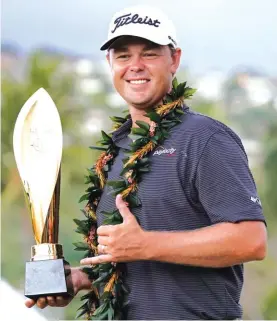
[25,5,267,320]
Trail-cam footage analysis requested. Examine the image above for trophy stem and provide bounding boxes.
[41,167,61,244]
[31,243,63,261]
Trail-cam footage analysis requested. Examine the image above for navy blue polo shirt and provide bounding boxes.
[96,106,265,320]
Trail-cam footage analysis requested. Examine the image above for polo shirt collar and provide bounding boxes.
[112,118,132,150]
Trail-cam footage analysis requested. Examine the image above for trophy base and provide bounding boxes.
[25,258,74,299]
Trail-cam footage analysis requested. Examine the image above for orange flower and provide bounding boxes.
[156,98,183,116]
[85,203,97,220]
[95,153,113,188]
[121,182,137,199]
[124,141,155,167]
[104,271,118,293]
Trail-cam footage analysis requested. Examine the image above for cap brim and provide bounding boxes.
[100,36,123,51]
[100,33,174,51]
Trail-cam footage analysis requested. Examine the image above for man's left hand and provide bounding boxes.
[80,194,147,266]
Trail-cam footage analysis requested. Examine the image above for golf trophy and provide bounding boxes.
[13,88,74,299]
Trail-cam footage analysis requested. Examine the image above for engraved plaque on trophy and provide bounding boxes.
[13,88,74,299]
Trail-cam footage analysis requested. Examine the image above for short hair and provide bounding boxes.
[168,44,176,57]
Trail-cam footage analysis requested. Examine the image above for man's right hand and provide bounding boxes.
[25,267,91,309]
[25,295,73,309]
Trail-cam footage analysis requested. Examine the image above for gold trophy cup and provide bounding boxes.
[13,88,73,299]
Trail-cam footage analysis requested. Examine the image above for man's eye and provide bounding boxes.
[117,55,129,59]
[144,52,158,58]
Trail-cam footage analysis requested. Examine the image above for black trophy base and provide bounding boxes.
[25,258,74,300]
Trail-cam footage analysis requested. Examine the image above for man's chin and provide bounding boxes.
[129,100,155,110]
[126,96,161,109]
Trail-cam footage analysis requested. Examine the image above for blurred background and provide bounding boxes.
[1,0,277,320]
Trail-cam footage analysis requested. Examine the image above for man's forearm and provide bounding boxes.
[143,221,266,268]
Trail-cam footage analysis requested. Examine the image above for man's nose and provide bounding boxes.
[129,56,145,72]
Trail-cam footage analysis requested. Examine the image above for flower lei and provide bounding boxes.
[73,78,196,320]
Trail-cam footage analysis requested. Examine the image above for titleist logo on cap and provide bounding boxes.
[111,13,161,33]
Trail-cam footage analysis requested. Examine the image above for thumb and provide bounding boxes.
[116,194,133,221]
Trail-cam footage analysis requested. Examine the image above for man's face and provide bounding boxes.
[106,36,181,109]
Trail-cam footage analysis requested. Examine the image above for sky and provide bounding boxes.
[2,0,277,76]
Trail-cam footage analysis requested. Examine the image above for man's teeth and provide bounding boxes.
[129,80,148,84]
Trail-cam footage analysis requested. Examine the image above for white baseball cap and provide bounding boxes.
[100,5,178,51]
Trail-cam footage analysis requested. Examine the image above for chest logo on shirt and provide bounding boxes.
[153,146,176,156]
[250,196,262,206]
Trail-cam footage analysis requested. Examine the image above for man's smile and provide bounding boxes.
[125,79,151,88]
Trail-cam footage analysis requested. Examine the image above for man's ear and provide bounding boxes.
[170,48,182,75]
[106,51,111,66]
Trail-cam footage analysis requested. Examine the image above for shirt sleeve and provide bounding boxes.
[195,130,266,225]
